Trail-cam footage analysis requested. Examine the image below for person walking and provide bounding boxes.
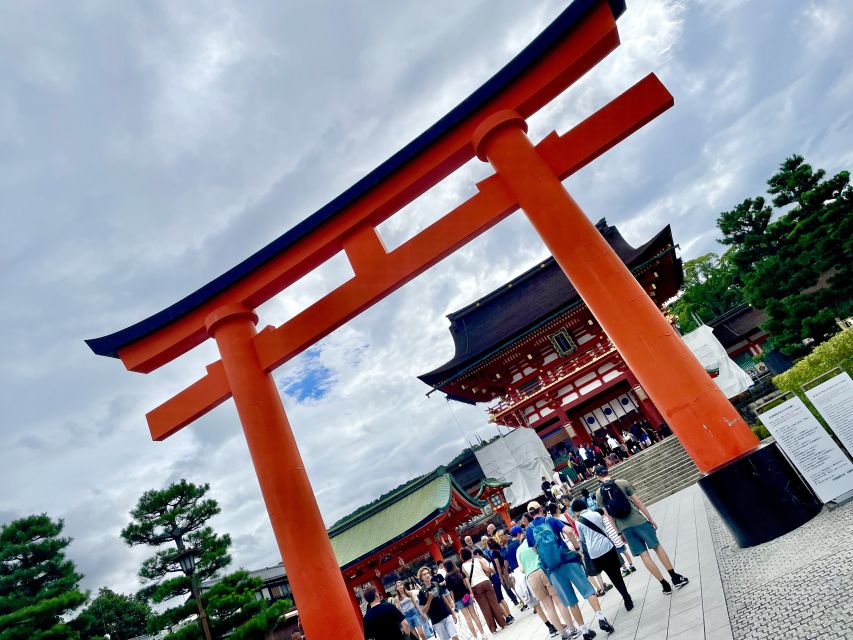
[571,498,634,611]
[526,500,615,639]
[593,465,689,594]
[442,559,486,640]
[364,586,411,640]
[417,566,459,640]
[515,526,576,639]
[460,548,507,634]
[394,580,427,640]
[486,539,516,621]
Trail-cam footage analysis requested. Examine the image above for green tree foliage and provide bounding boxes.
[772,328,853,394]
[163,571,290,640]
[669,252,744,332]
[121,480,231,634]
[0,515,87,640]
[718,155,853,355]
[72,587,151,640]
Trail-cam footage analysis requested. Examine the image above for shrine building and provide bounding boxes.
[419,219,682,456]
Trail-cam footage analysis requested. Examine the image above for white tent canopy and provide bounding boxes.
[474,427,554,507]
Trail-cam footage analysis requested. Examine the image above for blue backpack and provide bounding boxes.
[532,520,577,573]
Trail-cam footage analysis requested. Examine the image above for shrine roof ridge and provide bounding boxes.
[327,467,483,536]
[86,0,627,358]
[419,222,677,389]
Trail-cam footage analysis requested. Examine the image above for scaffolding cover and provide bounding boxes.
[474,427,554,507]
[681,325,754,398]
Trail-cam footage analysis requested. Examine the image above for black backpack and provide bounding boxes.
[599,480,633,519]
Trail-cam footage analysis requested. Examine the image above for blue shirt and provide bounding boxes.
[505,539,521,572]
[525,516,568,548]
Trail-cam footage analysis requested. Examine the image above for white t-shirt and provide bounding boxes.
[462,557,491,586]
[553,471,564,486]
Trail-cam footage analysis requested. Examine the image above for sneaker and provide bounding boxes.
[624,598,634,611]
[582,630,597,640]
[505,615,514,625]
[672,574,690,589]
[598,617,614,633]
[629,565,637,573]
[519,603,529,611]
[620,568,631,577]
[661,579,672,595]
[595,589,606,597]
[547,622,559,637]
[603,583,613,592]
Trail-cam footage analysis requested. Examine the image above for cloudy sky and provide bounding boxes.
[2,0,850,598]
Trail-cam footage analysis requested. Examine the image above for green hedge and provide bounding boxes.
[767,329,852,434]
[772,328,853,393]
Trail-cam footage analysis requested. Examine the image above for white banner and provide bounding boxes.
[681,325,753,398]
[474,427,555,508]
[804,371,853,456]
[759,396,853,503]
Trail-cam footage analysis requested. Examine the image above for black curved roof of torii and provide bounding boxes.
[86,0,626,358]
[418,221,678,391]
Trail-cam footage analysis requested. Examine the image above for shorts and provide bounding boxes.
[622,521,660,555]
[403,609,423,630]
[527,569,558,604]
[547,560,595,607]
[455,597,473,610]
[433,615,458,640]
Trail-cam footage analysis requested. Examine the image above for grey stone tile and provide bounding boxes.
[667,606,704,636]
[706,624,734,640]
[702,604,731,632]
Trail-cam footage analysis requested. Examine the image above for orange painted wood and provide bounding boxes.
[207,306,363,639]
[472,114,759,473]
[145,74,673,440]
[116,2,619,375]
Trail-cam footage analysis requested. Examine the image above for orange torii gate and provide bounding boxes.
[87,1,820,637]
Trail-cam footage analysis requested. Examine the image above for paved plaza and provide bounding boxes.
[453,484,852,640]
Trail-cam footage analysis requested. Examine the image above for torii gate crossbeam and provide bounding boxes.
[87,1,820,637]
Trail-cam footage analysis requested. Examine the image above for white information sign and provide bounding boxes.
[804,371,853,456]
[759,396,853,503]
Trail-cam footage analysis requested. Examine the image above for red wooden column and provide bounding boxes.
[205,304,362,639]
[471,112,759,474]
[426,537,444,564]
[496,506,511,528]
[449,530,463,554]
[624,370,666,429]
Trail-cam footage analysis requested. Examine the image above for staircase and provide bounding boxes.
[570,436,701,506]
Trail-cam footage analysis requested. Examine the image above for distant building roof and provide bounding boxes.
[327,469,484,571]
[419,220,679,392]
[708,304,767,349]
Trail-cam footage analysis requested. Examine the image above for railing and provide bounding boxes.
[488,341,617,420]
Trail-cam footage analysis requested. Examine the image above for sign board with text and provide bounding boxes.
[804,371,853,457]
[758,396,853,503]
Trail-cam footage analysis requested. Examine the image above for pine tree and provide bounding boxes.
[0,515,87,640]
[121,480,231,634]
[717,155,852,355]
[163,571,290,640]
[72,587,152,640]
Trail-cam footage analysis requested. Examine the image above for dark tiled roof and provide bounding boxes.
[708,304,767,348]
[418,221,676,389]
[86,0,626,359]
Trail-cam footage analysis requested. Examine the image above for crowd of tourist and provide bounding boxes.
[363,463,689,640]
[551,418,672,486]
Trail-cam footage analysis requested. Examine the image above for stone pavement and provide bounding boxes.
[454,484,731,640]
[707,490,853,640]
[450,484,853,640]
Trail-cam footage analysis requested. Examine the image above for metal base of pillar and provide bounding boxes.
[698,442,822,548]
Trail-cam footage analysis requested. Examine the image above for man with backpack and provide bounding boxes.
[571,498,633,611]
[525,500,615,639]
[593,465,689,595]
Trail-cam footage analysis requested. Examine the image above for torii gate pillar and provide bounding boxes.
[205,304,363,638]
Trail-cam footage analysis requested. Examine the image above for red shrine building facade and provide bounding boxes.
[420,220,683,455]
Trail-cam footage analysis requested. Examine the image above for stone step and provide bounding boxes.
[564,436,701,506]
